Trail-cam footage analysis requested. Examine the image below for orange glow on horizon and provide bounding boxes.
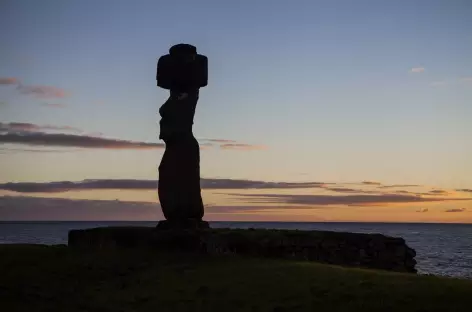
[1,187,471,223]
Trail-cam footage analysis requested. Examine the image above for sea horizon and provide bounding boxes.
[2,220,472,225]
[2,220,471,279]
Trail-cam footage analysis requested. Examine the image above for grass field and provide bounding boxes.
[1,244,471,312]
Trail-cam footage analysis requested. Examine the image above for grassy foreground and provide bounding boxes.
[1,245,471,312]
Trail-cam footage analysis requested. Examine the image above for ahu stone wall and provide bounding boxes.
[68,227,417,273]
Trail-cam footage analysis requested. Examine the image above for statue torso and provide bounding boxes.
[159,90,199,142]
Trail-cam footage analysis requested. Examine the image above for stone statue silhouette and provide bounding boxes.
[156,44,209,229]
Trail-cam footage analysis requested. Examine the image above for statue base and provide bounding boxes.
[69,226,417,273]
[156,219,210,230]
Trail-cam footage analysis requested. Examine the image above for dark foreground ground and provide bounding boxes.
[1,245,471,312]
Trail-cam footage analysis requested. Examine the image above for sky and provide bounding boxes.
[1,0,471,222]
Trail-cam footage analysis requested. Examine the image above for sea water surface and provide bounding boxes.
[1,221,471,279]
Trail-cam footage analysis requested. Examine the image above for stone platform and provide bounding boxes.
[68,226,417,273]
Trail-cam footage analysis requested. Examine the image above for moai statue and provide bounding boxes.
[156,43,209,229]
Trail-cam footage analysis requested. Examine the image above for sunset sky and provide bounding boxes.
[1,0,471,222]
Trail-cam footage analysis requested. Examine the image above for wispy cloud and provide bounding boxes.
[379,184,421,189]
[0,132,164,149]
[394,189,457,197]
[1,177,465,202]
[220,143,267,150]
[224,193,472,206]
[0,77,19,85]
[361,181,382,186]
[445,208,466,213]
[0,122,82,134]
[0,122,264,151]
[325,187,380,194]
[0,147,78,154]
[202,179,325,190]
[410,67,425,73]
[416,208,429,213]
[428,190,449,195]
[326,187,359,193]
[395,190,418,195]
[456,189,472,193]
[0,178,327,193]
[204,205,295,214]
[0,196,311,221]
[204,139,267,150]
[16,84,69,99]
[0,77,69,104]
[0,131,262,152]
[202,139,237,143]
[0,196,160,221]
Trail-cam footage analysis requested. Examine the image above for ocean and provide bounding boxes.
[1,221,471,279]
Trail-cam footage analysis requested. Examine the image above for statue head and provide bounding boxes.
[156,43,208,91]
